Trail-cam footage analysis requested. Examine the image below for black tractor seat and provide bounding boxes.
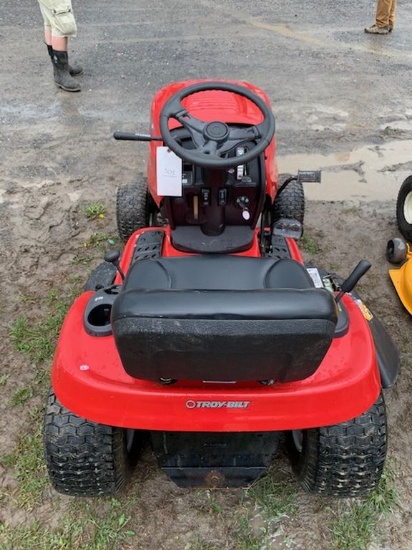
[111,256,338,383]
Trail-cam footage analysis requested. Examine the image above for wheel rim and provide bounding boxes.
[291,430,304,453]
[403,191,412,224]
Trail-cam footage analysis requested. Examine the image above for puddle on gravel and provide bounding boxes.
[278,140,412,202]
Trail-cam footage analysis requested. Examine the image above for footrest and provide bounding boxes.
[132,230,164,262]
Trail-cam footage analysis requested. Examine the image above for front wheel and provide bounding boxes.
[286,393,387,497]
[396,175,412,242]
[272,174,305,225]
[116,181,160,243]
[44,389,135,496]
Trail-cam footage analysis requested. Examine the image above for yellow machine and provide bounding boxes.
[386,238,412,314]
[387,175,412,313]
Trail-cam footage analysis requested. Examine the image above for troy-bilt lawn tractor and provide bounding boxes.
[44,80,399,497]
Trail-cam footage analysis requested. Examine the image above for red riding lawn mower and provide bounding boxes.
[44,80,400,497]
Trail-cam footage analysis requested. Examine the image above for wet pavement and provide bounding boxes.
[1,0,412,200]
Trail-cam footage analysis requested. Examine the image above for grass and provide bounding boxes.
[9,286,80,367]
[232,471,300,548]
[1,407,48,511]
[0,498,136,550]
[4,280,84,509]
[8,282,82,407]
[329,466,400,550]
[83,232,118,249]
[85,203,106,220]
[2,276,141,549]
[300,233,322,256]
[247,472,298,520]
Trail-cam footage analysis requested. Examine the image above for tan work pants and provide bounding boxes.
[376,0,397,28]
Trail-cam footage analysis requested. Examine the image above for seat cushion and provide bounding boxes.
[122,256,315,291]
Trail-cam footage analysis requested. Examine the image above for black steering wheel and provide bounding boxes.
[159,81,275,169]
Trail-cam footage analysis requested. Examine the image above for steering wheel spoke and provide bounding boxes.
[227,126,260,142]
[174,112,207,149]
[198,140,219,156]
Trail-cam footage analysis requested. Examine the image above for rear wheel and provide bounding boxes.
[397,175,412,241]
[272,174,305,224]
[286,393,387,497]
[116,181,159,242]
[44,389,135,496]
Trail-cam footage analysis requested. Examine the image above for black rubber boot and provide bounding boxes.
[52,50,81,92]
[47,45,83,76]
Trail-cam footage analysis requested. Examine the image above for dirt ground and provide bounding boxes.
[2,1,412,548]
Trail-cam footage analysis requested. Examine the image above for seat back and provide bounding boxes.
[112,288,337,382]
[111,256,338,382]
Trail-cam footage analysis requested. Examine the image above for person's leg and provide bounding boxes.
[365,0,391,34]
[39,0,82,89]
[51,35,68,51]
[375,0,392,27]
[44,25,52,46]
[388,0,397,30]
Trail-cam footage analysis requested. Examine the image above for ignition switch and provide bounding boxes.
[236,196,251,220]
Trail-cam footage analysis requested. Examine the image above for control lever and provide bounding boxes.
[113,131,162,142]
[104,250,125,281]
[335,260,371,303]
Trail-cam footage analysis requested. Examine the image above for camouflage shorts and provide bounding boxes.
[38,0,77,37]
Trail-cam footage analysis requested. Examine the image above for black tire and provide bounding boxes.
[396,175,412,242]
[44,388,135,496]
[286,393,387,497]
[116,181,159,243]
[272,174,305,224]
[84,261,117,291]
[386,238,407,265]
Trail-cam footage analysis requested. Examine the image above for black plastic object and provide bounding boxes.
[113,131,162,141]
[104,250,125,281]
[335,260,371,303]
[272,218,303,240]
[297,170,321,183]
[84,286,121,337]
[112,256,338,382]
[151,431,280,487]
[159,81,275,169]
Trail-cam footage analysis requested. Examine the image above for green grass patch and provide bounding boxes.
[83,232,118,249]
[1,408,48,511]
[329,467,400,550]
[9,284,81,367]
[300,233,322,256]
[0,498,136,550]
[233,472,299,548]
[85,203,106,220]
[247,472,298,519]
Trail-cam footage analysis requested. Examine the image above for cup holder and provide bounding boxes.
[84,286,121,336]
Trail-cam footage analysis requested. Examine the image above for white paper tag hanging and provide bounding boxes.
[156,146,182,196]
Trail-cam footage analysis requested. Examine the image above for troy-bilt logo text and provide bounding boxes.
[186,400,250,409]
